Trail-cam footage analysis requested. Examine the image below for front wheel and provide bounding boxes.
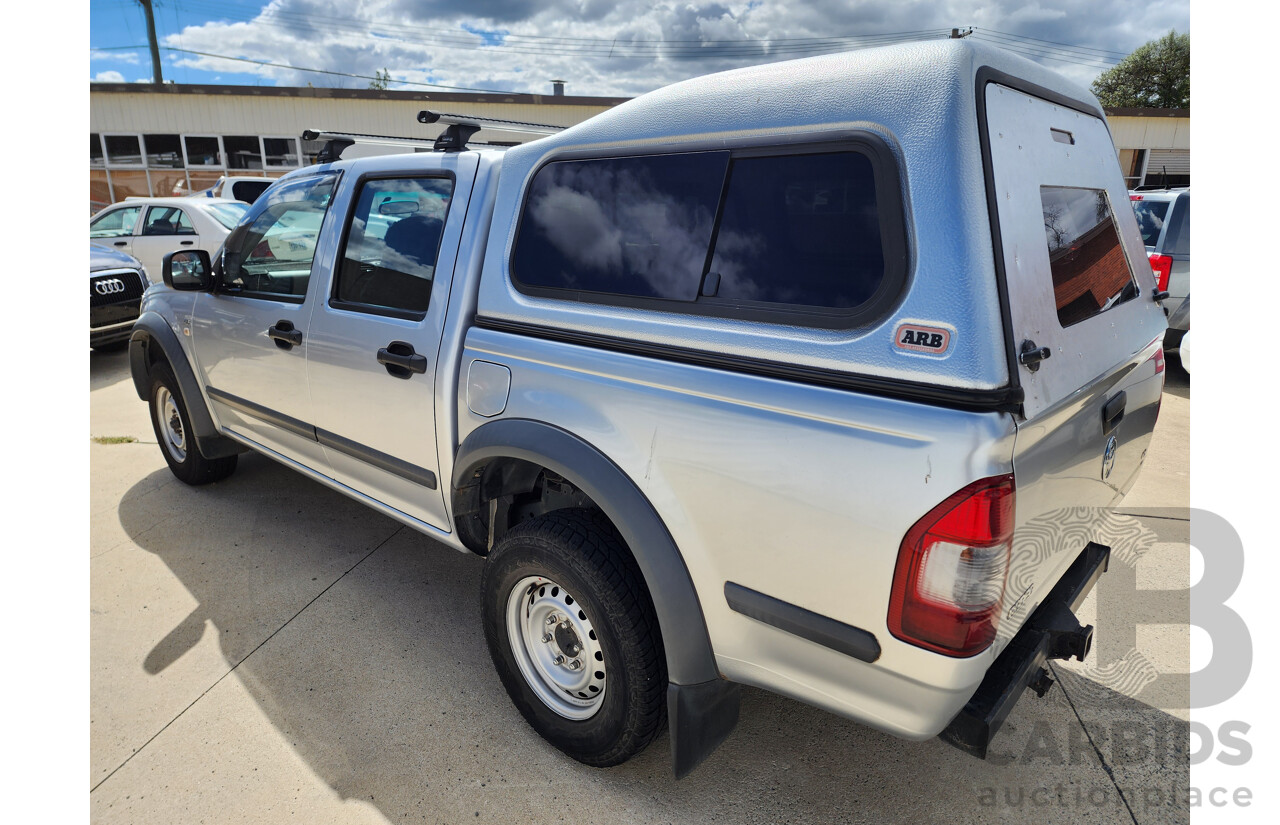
[481,509,666,767]
[148,361,238,485]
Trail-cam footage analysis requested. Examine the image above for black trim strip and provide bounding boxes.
[316,428,438,489]
[206,387,437,489]
[207,387,317,441]
[725,582,881,663]
[473,316,1023,413]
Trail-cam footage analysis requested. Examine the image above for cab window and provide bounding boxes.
[220,173,338,301]
[334,176,454,316]
[90,206,141,238]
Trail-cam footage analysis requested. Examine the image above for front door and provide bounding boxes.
[131,205,201,283]
[306,158,478,529]
[190,171,341,468]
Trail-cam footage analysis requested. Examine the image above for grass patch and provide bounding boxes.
[92,436,137,445]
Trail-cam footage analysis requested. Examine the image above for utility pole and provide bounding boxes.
[139,0,164,84]
[950,27,973,39]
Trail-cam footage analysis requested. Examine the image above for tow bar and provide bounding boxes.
[939,542,1108,759]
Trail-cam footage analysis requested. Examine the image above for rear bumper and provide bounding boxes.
[939,542,1109,758]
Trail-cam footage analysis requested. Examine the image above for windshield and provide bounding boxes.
[1131,198,1170,248]
[206,202,250,229]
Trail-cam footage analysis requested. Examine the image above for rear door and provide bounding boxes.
[304,155,479,529]
[983,83,1168,642]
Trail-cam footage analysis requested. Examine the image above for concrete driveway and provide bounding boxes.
[90,349,1191,824]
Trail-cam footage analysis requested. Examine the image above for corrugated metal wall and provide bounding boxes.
[90,91,616,139]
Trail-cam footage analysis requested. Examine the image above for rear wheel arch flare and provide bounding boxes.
[452,418,719,687]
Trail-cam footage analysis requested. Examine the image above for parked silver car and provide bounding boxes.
[1130,188,1190,353]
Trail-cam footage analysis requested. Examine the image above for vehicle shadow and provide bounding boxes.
[90,346,132,392]
[1163,360,1190,400]
[115,457,1187,825]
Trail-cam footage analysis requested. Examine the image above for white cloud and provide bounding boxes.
[161,0,1190,96]
[90,50,141,65]
[93,70,126,83]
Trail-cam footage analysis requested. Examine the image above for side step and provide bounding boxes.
[939,542,1109,758]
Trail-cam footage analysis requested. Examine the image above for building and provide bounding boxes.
[89,83,627,210]
[89,83,1189,210]
[1107,107,1190,189]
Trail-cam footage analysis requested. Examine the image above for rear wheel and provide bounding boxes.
[148,361,238,485]
[481,509,666,767]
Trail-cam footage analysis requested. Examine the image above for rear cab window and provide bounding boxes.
[1041,186,1139,328]
[334,176,455,316]
[511,140,906,328]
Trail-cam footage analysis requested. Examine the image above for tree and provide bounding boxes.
[368,68,392,90]
[1091,31,1189,109]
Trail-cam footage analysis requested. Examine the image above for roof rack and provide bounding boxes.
[417,110,565,152]
[300,129,437,162]
[301,112,567,163]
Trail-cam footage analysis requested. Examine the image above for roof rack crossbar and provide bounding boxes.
[416,110,566,135]
[300,110,566,161]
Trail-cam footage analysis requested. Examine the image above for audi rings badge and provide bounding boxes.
[94,278,126,295]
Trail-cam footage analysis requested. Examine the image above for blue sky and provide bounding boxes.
[90,0,1190,97]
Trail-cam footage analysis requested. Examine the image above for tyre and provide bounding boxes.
[148,361,238,485]
[481,508,666,767]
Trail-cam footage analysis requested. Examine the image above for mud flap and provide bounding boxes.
[668,679,741,778]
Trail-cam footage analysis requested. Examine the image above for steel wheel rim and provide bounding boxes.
[156,387,187,463]
[506,575,607,720]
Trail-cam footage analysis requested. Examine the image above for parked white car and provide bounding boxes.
[198,175,277,204]
[89,197,249,282]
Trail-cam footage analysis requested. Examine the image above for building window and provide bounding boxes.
[104,134,144,167]
[224,135,263,170]
[143,134,185,168]
[262,137,300,168]
[184,135,223,167]
[90,134,104,168]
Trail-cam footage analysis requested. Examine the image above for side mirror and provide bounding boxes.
[162,249,213,291]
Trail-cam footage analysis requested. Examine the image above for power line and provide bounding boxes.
[91,45,521,94]
[977,27,1130,58]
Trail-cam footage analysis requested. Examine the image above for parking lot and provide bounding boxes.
[90,348,1191,825]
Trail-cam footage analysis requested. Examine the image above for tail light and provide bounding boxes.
[1148,252,1173,292]
[887,475,1015,657]
[1130,194,1143,201]
[1149,346,1165,375]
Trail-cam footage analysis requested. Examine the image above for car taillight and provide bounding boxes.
[1130,194,1143,201]
[1149,347,1165,375]
[1148,252,1173,292]
[887,474,1015,657]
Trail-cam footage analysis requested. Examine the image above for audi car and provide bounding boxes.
[90,243,148,350]
[89,196,249,284]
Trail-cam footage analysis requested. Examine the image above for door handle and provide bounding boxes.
[180,240,194,246]
[268,321,303,349]
[113,241,127,247]
[1102,391,1126,434]
[377,342,428,378]
[1018,339,1052,372]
